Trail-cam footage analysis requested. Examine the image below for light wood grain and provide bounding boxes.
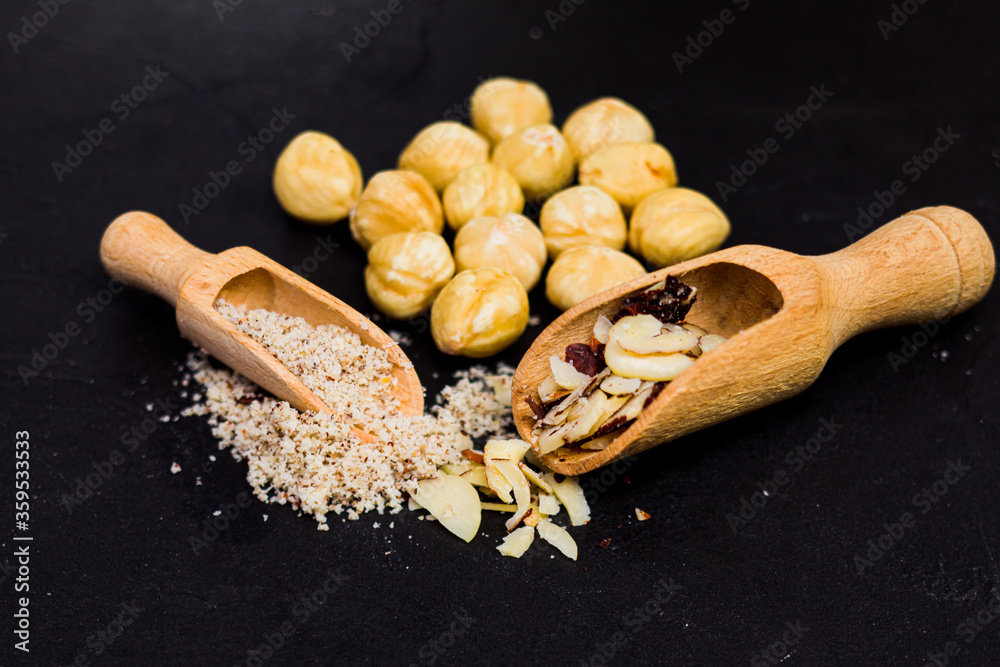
[512,206,994,475]
[100,211,424,430]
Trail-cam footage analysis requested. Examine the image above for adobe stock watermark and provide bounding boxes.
[66,600,145,665]
[59,396,179,513]
[672,0,751,73]
[528,0,589,40]
[886,313,951,372]
[877,0,930,41]
[339,0,412,62]
[213,0,244,21]
[235,569,348,667]
[726,417,843,534]
[842,126,960,242]
[178,106,296,224]
[853,459,970,575]
[750,620,809,666]
[51,65,170,182]
[189,491,253,554]
[290,235,341,279]
[406,608,476,667]
[715,84,833,202]
[579,578,682,666]
[7,0,72,54]
[16,277,126,385]
[920,592,1000,667]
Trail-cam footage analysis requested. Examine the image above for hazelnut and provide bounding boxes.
[398,121,490,191]
[365,232,455,319]
[491,124,575,201]
[545,246,645,311]
[442,163,525,231]
[453,213,547,291]
[629,187,730,267]
[539,185,627,258]
[562,97,655,162]
[349,170,444,250]
[272,131,363,224]
[431,268,529,357]
[578,142,677,211]
[470,77,553,144]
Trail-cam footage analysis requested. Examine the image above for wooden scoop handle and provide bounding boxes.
[816,206,995,343]
[100,212,213,307]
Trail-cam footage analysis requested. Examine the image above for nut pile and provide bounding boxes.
[528,277,728,454]
[271,77,732,358]
[184,301,587,557]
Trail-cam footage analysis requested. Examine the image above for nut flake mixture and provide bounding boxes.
[182,301,511,528]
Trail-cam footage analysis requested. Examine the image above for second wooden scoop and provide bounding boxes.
[512,206,994,475]
[100,211,424,422]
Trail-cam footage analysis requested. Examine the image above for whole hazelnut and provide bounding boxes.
[453,213,547,291]
[431,268,529,357]
[364,232,455,319]
[349,170,444,250]
[578,142,677,211]
[442,163,525,231]
[398,121,490,191]
[562,97,655,162]
[545,246,646,312]
[629,187,730,268]
[470,77,553,144]
[273,131,363,224]
[491,124,575,201]
[539,185,627,258]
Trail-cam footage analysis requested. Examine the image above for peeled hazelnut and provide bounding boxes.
[562,97,655,162]
[453,213,547,291]
[398,121,490,192]
[539,185,627,258]
[629,187,730,267]
[272,131,363,224]
[578,142,677,211]
[365,232,455,320]
[470,77,553,144]
[431,268,529,357]
[442,163,525,231]
[349,170,444,250]
[545,246,646,312]
[491,124,575,201]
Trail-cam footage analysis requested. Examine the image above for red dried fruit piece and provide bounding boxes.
[613,275,696,324]
[565,343,604,376]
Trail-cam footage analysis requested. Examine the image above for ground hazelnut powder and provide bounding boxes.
[182,301,514,528]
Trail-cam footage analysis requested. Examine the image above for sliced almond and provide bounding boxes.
[522,503,542,528]
[537,519,578,560]
[543,473,591,526]
[496,462,531,531]
[519,463,553,494]
[411,475,482,543]
[699,334,727,353]
[484,439,531,502]
[538,493,560,516]
[682,322,707,337]
[440,462,474,476]
[460,466,490,488]
[600,374,643,395]
[496,525,535,558]
[605,339,694,382]
[538,374,562,403]
[408,496,422,512]
[635,508,651,521]
[484,374,512,407]
[481,501,517,512]
[609,314,663,344]
[593,314,613,344]
[616,329,698,355]
[550,355,591,390]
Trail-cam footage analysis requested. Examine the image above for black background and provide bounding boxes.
[3,1,1000,665]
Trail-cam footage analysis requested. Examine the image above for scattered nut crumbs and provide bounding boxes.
[635,508,651,521]
[599,538,612,549]
[170,462,182,474]
[182,301,516,529]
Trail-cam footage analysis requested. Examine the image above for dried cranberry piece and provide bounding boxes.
[564,343,604,376]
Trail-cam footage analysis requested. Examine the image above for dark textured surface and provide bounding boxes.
[3,1,1000,665]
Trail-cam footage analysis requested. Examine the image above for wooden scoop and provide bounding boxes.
[512,206,994,475]
[100,211,424,427]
